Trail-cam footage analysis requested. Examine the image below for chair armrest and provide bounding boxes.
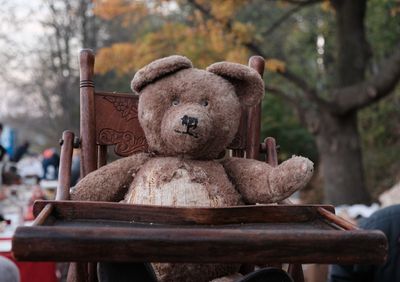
[57,130,76,201]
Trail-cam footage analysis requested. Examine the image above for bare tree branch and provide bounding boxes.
[333,43,400,114]
[266,86,307,125]
[280,69,339,111]
[186,0,331,110]
[261,0,322,37]
[265,0,322,3]
[266,85,301,106]
[265,86,320,131]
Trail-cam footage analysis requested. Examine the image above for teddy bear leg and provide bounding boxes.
[97,262,157,282]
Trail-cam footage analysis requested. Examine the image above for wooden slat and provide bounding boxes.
[33,200,334,225]
[32,204,54,226]
[12,225,387,264]
[317,206,358,230]
[97,145,107,168]
[80,49,97,176]
[246,56,265,160]
[57,130,75,201]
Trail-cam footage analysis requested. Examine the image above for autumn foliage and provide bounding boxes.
[94,0,255,73]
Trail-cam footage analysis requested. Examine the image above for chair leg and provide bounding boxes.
[287,264,304,282]
[67,263,89,282]
[88,262,98,282]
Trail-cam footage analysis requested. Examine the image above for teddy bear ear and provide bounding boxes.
[206,62,264,107]
[131,55,193,92]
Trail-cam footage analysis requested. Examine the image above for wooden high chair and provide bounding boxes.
[12,49,387,282]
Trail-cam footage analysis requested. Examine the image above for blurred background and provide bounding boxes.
[0,1,399,281]
[0,0,399,207]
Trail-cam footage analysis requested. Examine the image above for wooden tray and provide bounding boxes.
[12,200,387,264]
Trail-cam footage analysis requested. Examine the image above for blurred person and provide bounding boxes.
[42,148,60,180]
[0,256,20,282]
[9,141,30,163]
[25,180,46,221]
[328,204,400,282]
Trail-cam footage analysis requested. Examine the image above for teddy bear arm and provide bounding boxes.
[222,156,313,204]
[222,157,276,204]
[70,152,150,202]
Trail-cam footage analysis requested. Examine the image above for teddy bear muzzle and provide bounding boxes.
[161,105,213,155]
[175,114,199,138]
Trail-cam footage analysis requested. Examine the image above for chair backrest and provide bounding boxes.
[79,49,266,178]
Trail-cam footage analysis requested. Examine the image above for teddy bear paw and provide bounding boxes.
[270,156,314,201]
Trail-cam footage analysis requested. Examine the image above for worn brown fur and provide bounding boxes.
[71,153,150,202]
[72,55,314,282]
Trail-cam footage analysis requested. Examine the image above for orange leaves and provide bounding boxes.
[94,0,254,75]
[232,22,255,44]
[321,0,334,13]
[95,24,182,75]
[95,43,137,75]
[225,47,248,65]
[93,0,149,26]
[390,3,400,17]
[265,59,286,73]
[96,19,250,75]
[210,0,247,23]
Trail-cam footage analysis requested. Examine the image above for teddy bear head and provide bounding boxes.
[131,55,264,159]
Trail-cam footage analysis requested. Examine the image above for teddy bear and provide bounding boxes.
[71,55,314,282]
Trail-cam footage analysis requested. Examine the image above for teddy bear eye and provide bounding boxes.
[172,98,180,106]
[201,100,209,107]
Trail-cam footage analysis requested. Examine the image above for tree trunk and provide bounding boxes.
[333,0,370,87]
[315,111,370,205]
[314,0,371,204]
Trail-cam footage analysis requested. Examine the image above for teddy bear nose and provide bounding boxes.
[181,115,198,130]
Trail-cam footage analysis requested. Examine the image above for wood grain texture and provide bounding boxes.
[79,49,97,176]
[57,130,75,201]
[12,200,387,264]
[246,56,265,160]
[11,52,388,282]
[94,92,148,157]
[32,200,334,225]
[13,225,387,264]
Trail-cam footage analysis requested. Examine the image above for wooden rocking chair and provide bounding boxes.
[12,49,387,282]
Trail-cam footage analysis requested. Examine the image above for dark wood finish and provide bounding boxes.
[97,145,107,168]
[80,51,260,160]
[265,137,278,167]
[14,227,386,264]
[32,203,54,226]
[78,49,98,282]
[80,49,97,176]
[32,200,335,225]
[228,107,247,151]
[57,130,75,201]
[94,92,147,157]
[288,264,305,282]
[264,136,304,280]
[232,149,245,158]
[246,56,265,160]
[11,50,388,282]
[317,206,358,231]
[13,201,387,264]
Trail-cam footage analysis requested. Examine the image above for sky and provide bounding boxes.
[0,1,44,117]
